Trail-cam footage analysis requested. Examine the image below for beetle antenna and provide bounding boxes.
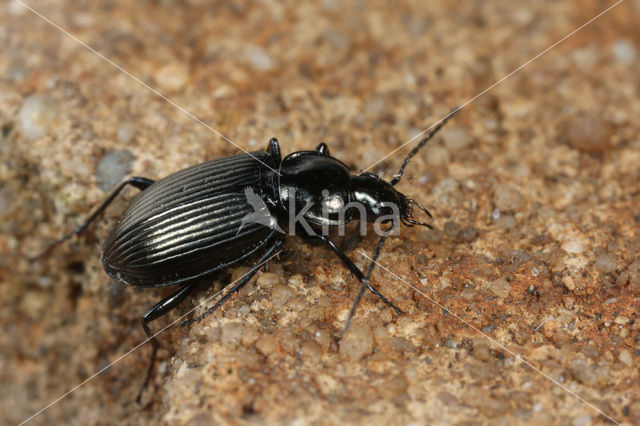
[390,106,460,186]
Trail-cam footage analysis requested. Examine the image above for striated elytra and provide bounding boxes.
[37,109,457,401]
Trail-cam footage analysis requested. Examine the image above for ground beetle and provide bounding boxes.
[37,109,458,400]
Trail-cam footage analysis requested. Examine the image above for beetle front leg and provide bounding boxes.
[310,233,402,315]
[32,176,155,260]
[138,281,197,403]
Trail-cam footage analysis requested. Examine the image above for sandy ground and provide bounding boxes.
[1,0,639,425]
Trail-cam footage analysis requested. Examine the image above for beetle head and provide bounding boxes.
[350,173,431,228]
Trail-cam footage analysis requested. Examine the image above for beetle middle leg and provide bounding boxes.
[340,230,392,338]
[32,176,155,260]
[310,233,402,315]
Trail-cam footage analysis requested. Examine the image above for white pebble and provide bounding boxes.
[117,122,136,143]
[618,349,633,367]
[431,177,458,198]
[562,239,586,254]
[155,63,189,92]
[441,127,473,150]
[18,94,56,141]
[611,39,636,64]
[246,45,275,72]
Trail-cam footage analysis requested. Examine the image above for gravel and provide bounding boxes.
[595,252,618,273]
[339,322,374,361]
[18,94,56,141]
[493,184,525,211]
[565,113,611,152]
[95,149,135,191]
[154,63,190,92]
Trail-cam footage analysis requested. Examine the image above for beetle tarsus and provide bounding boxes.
[136,344,157,404]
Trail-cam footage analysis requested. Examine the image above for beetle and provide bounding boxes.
[36,109,458,400]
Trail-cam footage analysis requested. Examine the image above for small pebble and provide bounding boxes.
[423,145,450,168]
[245,45,275,71]
[495,214,516,229]
[566,113,610,152]
[562,238,586,254]
[488,277,511,299]
[339,322,374,361]
[155,63,190,92]
[618,349,633,367]
[322,28,350,51]
[614,315,629,325]
[562,275,576,291]
[595,252,618,273]
[570,359,597,386]
[314,330,331,352]
[473,341,491,361]
[419,228,443,244]
[221,322,243,347]
[95,149,134,192]
[299,341,322,362]
[241,326,259,346]
[441,127,473,150]
[443,221,459,238]
[271,285,294,309]
[256,272,285,288]
[611,39,636,64]
[255,335,279,356]
[541,320,558,339]
[494,184,524,211]
[18,94,56,141]
[432,177,458,199]
[117,122,137,143]
[572,414,592,426]
[457,225,478,243]
[491,208,501,220]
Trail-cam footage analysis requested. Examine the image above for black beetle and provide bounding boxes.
[37,109,457,400]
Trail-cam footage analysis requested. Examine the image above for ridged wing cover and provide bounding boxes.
[101,153,276,287]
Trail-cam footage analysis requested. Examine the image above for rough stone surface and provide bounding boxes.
[3,1,639,425]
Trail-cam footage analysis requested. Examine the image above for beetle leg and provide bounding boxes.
[267,137,282,165]
[137,281,197,403]
[32,177,155,261]
[310,233,402,315]
[180,236,285,327]
[339,231,392,338]
[315,142,330,155]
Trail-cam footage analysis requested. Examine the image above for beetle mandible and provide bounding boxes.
[37,109,458,400]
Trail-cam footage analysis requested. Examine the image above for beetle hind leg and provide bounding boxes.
[32,177,155,261]
[137,281,197,403]
[180,237,285,327]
